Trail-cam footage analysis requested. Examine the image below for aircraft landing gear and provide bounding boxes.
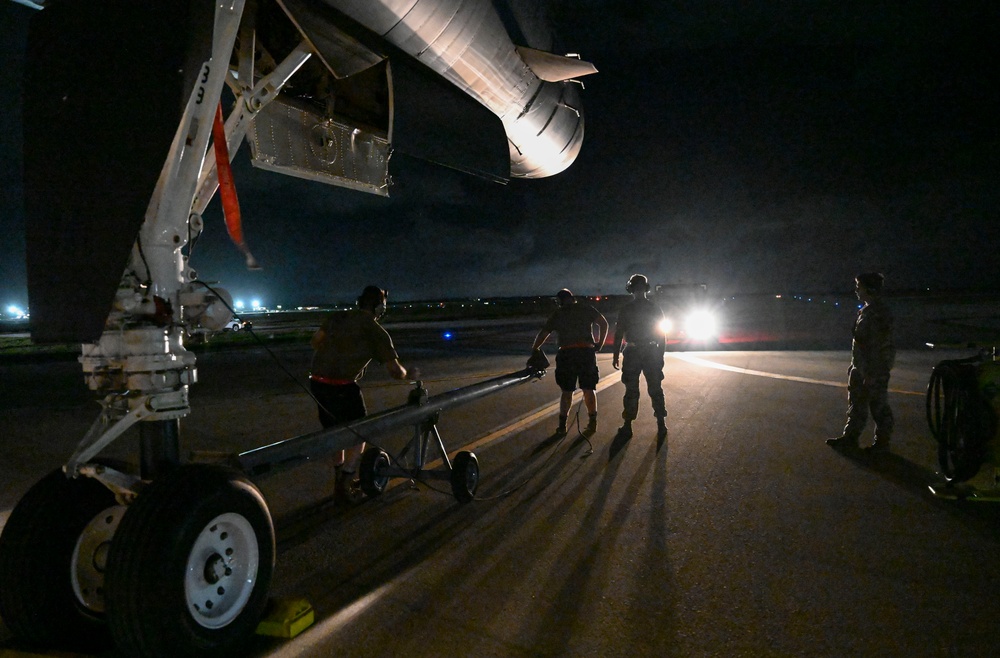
[0,463,274,657]
[0,466,121,651]
[104,464,275,658]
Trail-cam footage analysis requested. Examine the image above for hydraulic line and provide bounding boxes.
[926,355,996,482]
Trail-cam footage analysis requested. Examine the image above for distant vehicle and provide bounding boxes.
[223,318,252,332]
[654,283,721,348]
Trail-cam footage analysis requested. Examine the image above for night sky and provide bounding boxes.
[1,1,998,309]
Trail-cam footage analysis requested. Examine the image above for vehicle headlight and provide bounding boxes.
[658,318,673,335]
[684,310,718,340]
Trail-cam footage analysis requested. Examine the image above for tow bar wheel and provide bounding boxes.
[105,464,274,658]
[0,467,120,651]
[450,451,479,503]
[359,447,391,497]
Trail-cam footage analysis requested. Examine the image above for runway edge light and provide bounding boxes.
[255,597,315,638]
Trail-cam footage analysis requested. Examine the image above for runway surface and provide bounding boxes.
[2,318,1000,656]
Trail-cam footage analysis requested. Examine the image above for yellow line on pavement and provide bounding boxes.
[462,369,622,454]
[389,369,623,481]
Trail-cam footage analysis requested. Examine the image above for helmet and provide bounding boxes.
[626,274,649,294]
[555,289,574,306]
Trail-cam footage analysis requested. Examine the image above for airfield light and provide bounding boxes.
[6,305,26,319]
[235,300,245,310]
[443,331,454,340]
[251,299,262,310]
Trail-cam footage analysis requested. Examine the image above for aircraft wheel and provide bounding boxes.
[105,464,274,658]
[0,466,120,651]
[450,451,479,503]
[359,447,391,498]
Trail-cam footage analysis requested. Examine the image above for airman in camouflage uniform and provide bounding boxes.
[828,272,895,452]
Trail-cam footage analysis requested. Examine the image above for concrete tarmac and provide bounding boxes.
[2,322,1000,656]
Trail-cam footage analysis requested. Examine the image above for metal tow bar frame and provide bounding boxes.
[236,367,544,486]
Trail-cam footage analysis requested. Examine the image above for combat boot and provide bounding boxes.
[618,420,632,438]
[583,414,598,436]
[334,466,363,506]
[863,435,891,454]
[826,435,860,449]
[656,416,667,436]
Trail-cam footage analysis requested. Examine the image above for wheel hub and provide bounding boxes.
[464,461,479,489]
[185,512,259,629]
[203,552,231,584]
[71,505,127,614]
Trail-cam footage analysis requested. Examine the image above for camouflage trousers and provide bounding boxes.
[843,365,893,440]
[621,344,666,421]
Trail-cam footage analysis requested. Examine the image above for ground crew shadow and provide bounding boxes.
[608,428,631,461]
[834,448,941,493]
[837,449,1000,541]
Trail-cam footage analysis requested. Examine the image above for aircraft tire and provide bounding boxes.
[359,447,390,498]
[105,464,274,658]
[0,466,118,651]
[450,451,479,503]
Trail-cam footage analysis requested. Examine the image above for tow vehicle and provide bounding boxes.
[654,283,722,349]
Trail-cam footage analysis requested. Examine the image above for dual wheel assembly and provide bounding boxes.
[0,463,275,657]
[359,447,480,503]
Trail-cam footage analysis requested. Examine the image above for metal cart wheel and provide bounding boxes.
[359,447,391,498]
[450,451,479,503]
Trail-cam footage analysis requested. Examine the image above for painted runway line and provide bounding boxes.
[671,353,922,396]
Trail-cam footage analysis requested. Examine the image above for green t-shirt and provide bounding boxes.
[310,309,399,381]
[542,303,604,347]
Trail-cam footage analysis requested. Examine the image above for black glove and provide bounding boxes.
[526,349,550,371]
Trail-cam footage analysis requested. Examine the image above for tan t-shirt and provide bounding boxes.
[310,309,399,381]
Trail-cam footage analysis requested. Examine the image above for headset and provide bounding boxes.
[358,285,388,319]
[626,274,649,294]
